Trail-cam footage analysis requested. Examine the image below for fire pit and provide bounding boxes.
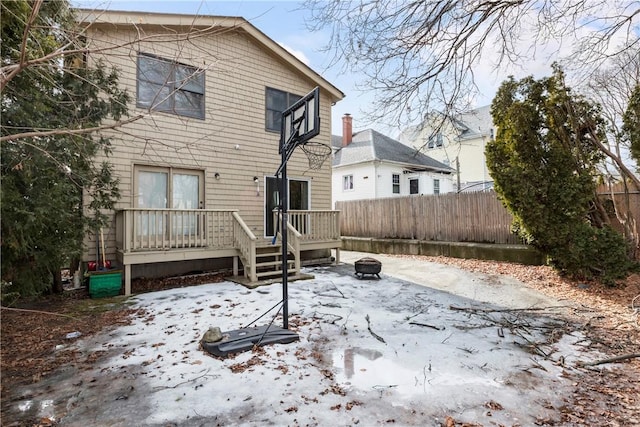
[354,257,382,279]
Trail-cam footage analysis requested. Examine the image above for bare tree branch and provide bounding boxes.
[19,0,43,66]
[0,306,78,320]
[589,127,640,190]
[576,352,640,367]
[305,0,640,127]
[1,114,144,143]
[1,13,243,92]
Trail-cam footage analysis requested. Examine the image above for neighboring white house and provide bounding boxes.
[332,115,454,207]
[398,106,495,192]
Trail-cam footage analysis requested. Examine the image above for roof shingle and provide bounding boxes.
[332,129,453,172]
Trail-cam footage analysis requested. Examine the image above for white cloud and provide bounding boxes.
[279,42,310,65]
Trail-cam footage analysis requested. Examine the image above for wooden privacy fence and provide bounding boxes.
[597,182,640,257]
[336,192,522,244]
[597,183,640,228]
[337,185,639,247]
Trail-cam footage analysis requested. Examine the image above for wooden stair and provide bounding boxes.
[244,244,298,281]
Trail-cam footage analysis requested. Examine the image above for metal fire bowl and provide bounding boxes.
[354,257,382,279]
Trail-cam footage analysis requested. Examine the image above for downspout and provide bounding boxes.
[456,157,461,192]
[374,161,379,198]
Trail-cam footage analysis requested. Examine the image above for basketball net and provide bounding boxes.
[300,141,332,170]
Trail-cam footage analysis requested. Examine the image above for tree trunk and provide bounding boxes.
[52,269,63,294]
[69,257,80,274]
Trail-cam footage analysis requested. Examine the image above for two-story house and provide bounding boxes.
[398,106,495,192]
[332,115,454,207]
[77,10,344,294]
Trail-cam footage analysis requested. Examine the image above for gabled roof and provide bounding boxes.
[332,129,453,173]
[75,9,344,104]
[397,105,493,145]
[455,105,493,140]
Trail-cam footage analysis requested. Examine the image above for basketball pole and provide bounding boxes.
[200,88,319,357]
[275,86,319,332]
[277,122,303,331]
[280,145,289,330]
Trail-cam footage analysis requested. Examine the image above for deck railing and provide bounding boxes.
[273,222,302,273]
[116,209,340,253]
[287,210,341,241]
[287,222,302,272]
[114,208,340,292]
[116,208,237,252]
[232,212,257,282]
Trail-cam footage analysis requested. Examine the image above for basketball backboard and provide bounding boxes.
[279,86,320,155]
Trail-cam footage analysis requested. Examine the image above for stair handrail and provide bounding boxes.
[232,212,257,282]
[286,222,302,273]
[273,211,302,275]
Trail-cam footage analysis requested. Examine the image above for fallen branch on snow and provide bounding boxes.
[365,314,386,344]
[409,322,444,330]
[153,369,217,390]
[576,353,640,367]
[312,312,343,324]
[449,305,570,313]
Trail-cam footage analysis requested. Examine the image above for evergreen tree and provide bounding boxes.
[1,0,128,296]
[486,66,636,284]
[623,84,640,171]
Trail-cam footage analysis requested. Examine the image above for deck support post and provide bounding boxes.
[124,264,132,296]
[233,256,239,277]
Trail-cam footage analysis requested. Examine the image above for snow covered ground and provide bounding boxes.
[17,259,604,426]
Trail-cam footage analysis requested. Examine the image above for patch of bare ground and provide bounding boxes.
[0,293,141,408]
[131,271,227,294]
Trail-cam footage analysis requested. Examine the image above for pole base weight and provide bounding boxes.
[202,325,299,357]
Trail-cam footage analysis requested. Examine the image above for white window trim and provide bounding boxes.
[133,165,204,209]
[433,178,441,195]
[392,173,400,194]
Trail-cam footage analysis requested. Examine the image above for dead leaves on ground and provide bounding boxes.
[443,415,483,426]
[0,302,140,399]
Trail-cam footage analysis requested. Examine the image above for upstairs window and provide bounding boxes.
[427,132,443,149]
[392,174,400,194]
[137,53,205,119]
[266,87,301,132]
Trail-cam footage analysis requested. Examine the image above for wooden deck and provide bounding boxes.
[114,209,341,294]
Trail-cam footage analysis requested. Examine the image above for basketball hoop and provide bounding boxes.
[300,141,332,170]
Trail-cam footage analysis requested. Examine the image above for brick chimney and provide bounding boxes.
[342,114,353,147]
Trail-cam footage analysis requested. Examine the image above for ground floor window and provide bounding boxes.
[433,179,440,195]
[134,165,204,236]
[410,178,419,194]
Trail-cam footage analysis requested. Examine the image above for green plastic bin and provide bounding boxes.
[89,270,122,298]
